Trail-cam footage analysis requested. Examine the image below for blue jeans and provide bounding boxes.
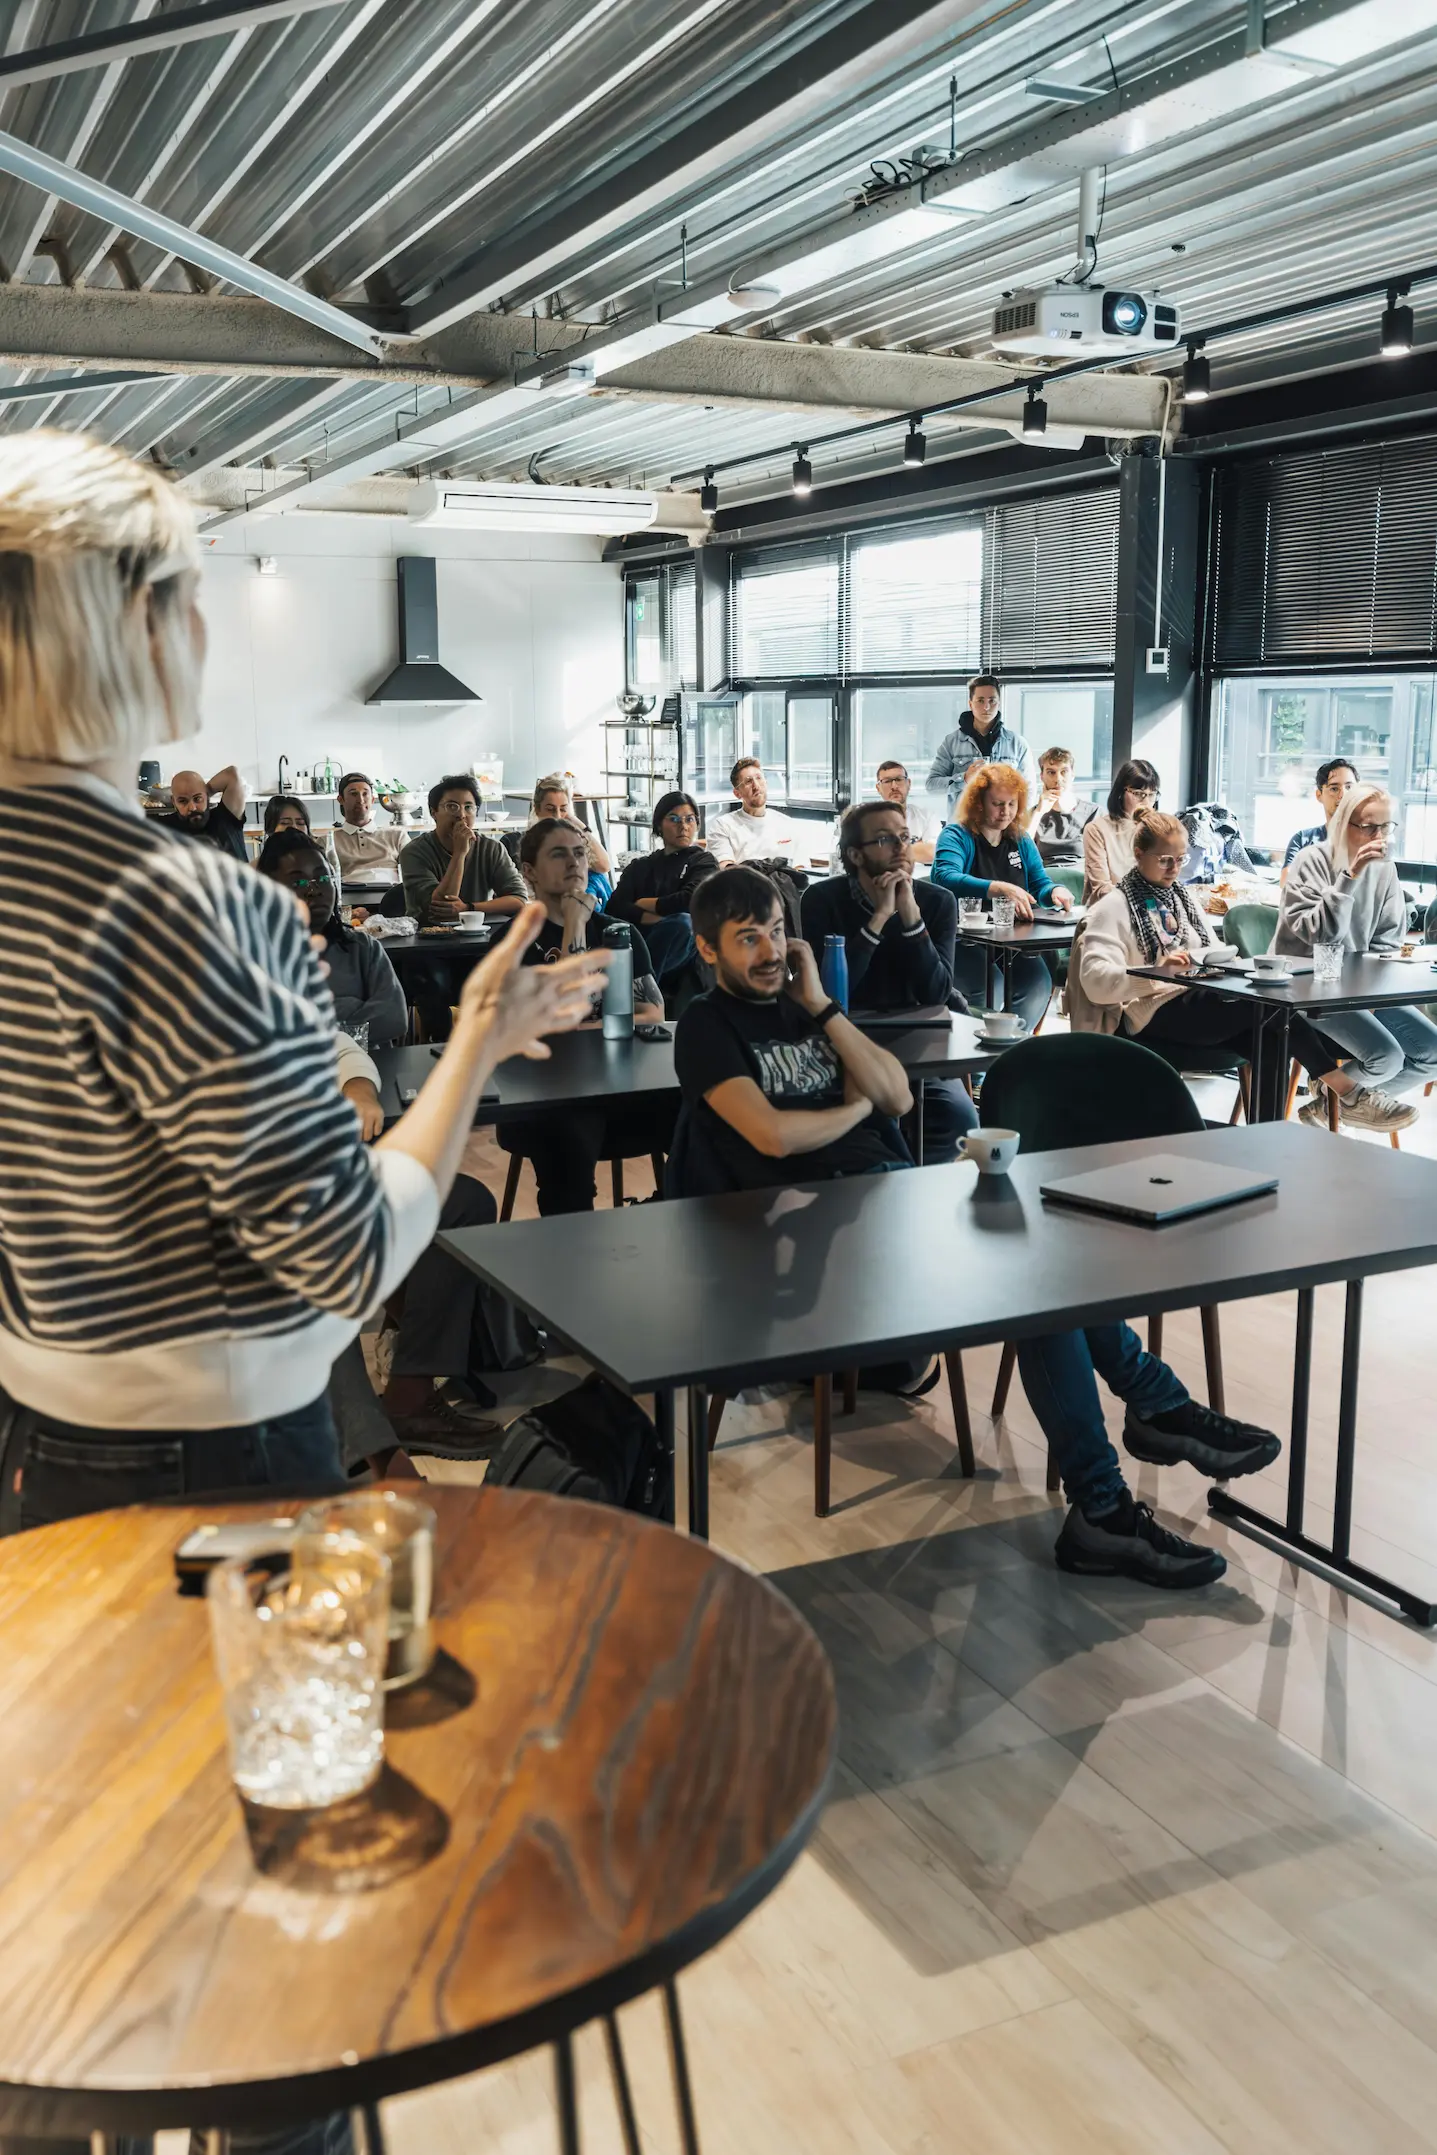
[955,946,1052,1030]
[1313,1002,1437,1096]
[1016,1324,1188,1514]
[641,912,697,982]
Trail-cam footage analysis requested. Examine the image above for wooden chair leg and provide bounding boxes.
[1148,1311,1164,1359]
[1328,1084,1341,1133]
[499,1152,523,1222]
[991,1339,1017,1417]
[1283,1062,1300,1121]
[610,1158,624,1207]
[707,1394,727,1451]
[1426,1081,1434,1098]
[841,1369,857,1415]
[1391,1130,1402,1149]
[944,1352,976,1478]
[1200,1305,1225,1414]
[812,1373,833,1517]
[1235,1064,1252,1124]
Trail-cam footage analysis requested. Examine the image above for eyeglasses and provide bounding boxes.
[1150,853,1186,869]
[860,830,912,851]
[292,872,333,893]
[1350,819,1397,836]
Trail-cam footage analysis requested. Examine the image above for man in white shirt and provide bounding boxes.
[707,756,799,865]
[331,769,408,882]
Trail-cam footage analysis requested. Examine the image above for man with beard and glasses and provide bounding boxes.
[677,865,912,1189]
[158,762,248,859]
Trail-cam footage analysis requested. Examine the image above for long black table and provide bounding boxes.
[1130,951,1437,1117]
[441,1122,1437,1625]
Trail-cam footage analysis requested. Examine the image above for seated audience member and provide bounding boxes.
[1281,757,1360,884]
[258,830,410,1045]
[332,769,407,883]
[679,866,912,1186]
[1031,746,1097,866]
[530,773,612,899]
[932,761,1071,1030]
[605,789,718,986]
[1083,757,1160,902]
[401,771,527,924]
[159,763,248,858]
[497,817,672,1213]
[263,791,341,882]
[1277,783,1437,1119]
[925,673,1036,811]
[874,758,945,861]
[1078,810,1411,1132]
[684,868,1279,1586]
[801,798,976,1159]
[707,755,799,864]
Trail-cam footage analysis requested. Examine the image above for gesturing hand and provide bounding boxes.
[456,900,611,1061]
[784,936,827,1014]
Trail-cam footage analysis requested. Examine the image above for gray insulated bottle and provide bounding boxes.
[601,919,634,1039]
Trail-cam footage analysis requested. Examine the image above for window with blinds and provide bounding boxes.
[984,490,1120,671]
[730,543,841,678]
[1211,436,1437,666]
[848,523,983,671]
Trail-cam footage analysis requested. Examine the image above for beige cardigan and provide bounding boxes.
[1082,812,1139,904]
[1073,885,1212,1035]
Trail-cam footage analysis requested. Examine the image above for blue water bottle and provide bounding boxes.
[820,934,849,1013]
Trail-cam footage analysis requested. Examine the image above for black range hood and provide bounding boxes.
[366,556,481,705]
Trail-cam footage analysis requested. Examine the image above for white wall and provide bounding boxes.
[174,514,623,807]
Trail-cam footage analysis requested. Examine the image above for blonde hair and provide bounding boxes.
[530,772,572,818]
[1132,809,1189,855]
[956,760,1030,833]
[0,430,201,766]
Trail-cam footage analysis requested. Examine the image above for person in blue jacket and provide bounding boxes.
[933,760,1072,1030]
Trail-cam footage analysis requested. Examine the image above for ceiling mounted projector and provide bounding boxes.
[991,285,1180,355]
[407,481,660,535]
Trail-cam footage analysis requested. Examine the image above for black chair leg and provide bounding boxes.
[650,1151,666,1192]
[944,1352,976,1478]
[603,2014,643,2155]
[1148,1312,1164,1360]
[663,1978,702,2155]
[499,1152,523,1222]
[707,1393,726,1450]
[812,1373,833,1516]
[991,1340,1017,1417]
[1200,1305,1225,1413]
[841,1369,857,1415]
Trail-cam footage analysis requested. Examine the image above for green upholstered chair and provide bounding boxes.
[977,1033,1227,1463]
[1221,903,1279,958]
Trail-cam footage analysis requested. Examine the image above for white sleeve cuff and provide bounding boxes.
[335,1033,382,1091]
[369,1149,442,1308]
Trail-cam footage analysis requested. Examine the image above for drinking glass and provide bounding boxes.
[298,1491,436,1689]
[338,1018,370,1053]
[1313,939,1344,982]
[207,1532,390,1809]
[958,898,986,932]
[990,895,1016,935]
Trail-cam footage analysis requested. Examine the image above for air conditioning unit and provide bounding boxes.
[991,285,1180,355]
[407,480,660,536]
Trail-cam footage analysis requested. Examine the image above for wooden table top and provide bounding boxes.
[0,1486,834,2138]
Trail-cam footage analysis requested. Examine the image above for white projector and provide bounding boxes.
[991,285,1180,355]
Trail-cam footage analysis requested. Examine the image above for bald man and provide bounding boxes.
[159,764,248,860]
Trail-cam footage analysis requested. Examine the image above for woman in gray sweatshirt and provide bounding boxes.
[1275,786,1437,1118]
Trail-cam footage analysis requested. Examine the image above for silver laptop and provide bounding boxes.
[1040,1151,1278,1225]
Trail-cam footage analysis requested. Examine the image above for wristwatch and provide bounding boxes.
[813,998,844,1027]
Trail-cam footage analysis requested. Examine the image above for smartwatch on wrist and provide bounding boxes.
[813,998,844,1028]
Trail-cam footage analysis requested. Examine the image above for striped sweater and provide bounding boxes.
[0,773,436,1429]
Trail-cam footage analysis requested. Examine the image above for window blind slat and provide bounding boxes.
[1212,437,1437,665]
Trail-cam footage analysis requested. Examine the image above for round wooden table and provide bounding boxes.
[0,1486,835,2146]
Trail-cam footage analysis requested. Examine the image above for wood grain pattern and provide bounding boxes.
[0,1486,834,2138]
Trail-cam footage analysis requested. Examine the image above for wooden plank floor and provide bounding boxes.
[170,1095,1437,2155]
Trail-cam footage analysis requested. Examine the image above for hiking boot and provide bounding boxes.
[1124,1398,1281,1478]
[1054,1493,1226,1588]
[384,1388,502,1461]
[1339,1086,1419,1132]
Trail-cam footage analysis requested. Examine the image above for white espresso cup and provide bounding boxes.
[979,1010,1025,1039]
[1252,952,1287,974]
[959,1128,1020,1175]
[459,911,489,931]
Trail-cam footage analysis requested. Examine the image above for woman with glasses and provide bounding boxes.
[257,828,408,1047]
[1275,785,1436,1125]
[1083,757,1162,903]
[1076,812,1402,1127]
[932,760,1072,1031]
[604,788,719,989]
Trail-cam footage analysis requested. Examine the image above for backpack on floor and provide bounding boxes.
[485,1373,672,1519]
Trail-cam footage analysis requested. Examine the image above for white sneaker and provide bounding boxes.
[1298,1094,1333,1130]
[1339,1086,1420,1132]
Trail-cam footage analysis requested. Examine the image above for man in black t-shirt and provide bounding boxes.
[677,865,912,1191]
[157,765,249,860]
[498,817,670,1213]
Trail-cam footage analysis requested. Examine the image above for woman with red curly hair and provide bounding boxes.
[932,759,1072,1029]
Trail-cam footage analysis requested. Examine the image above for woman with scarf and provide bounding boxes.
[1076,812,1403,1129]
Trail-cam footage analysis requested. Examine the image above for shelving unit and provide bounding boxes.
[603,694,681,853]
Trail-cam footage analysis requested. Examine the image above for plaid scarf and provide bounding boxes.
[1119,865,1210,964]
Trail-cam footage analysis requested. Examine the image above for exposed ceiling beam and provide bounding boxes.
[0,368,165,401]
[0,0,348,90]
[0,130,392,357]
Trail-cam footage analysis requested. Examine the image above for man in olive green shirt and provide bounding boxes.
[400,773,527,925]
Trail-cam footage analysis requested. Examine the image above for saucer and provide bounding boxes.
[978,1023,1028,1045]
[1251,968,1293,985]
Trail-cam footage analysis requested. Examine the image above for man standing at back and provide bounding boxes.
[332,770,407,883]
[707,756,798,865]
[926,675,1035,813]
[159,764,248,859]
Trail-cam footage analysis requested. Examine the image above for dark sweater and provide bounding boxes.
[799,874,959,1012]
[605,844,719,924]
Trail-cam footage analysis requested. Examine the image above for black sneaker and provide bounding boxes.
[1124,1399,1280,1479]
[1054,1493,1227,1589]
[384,1389,502,1462]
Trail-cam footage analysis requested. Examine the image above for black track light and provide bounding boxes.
[903,416,927,467]
[1022,388,1047,438]
[1380,286,1414,357]
[791,447,812,495]
[700,467,718,513]
[1182,343,1210,402]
